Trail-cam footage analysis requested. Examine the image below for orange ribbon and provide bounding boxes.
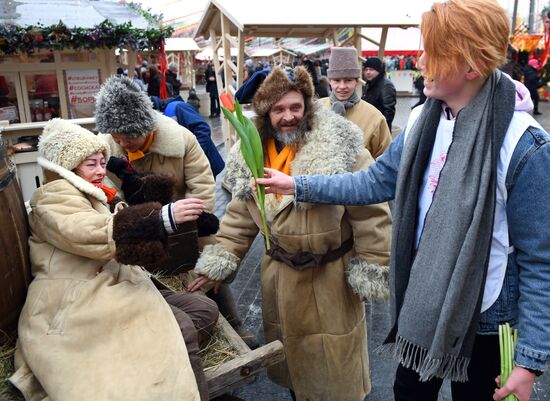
[265,138,296,199]
[94,183,117,203]
[127,133,155,162]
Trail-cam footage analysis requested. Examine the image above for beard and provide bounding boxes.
[268,118,309,148]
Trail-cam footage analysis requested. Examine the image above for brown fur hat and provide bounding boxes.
[253,66,315,117]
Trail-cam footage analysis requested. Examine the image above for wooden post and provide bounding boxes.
[237,29,245,88]
[378,27,388,60]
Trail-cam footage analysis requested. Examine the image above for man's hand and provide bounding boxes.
[172,198,205,224]
[493,366,536,401]
[187,274,221,293]
[256,168,295,195]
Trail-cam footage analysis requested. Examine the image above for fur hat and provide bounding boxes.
[95,75,156,137]
[39,118,110,171]
[363,57,384,73]
[327,47,361,79]
[253,66,314,117]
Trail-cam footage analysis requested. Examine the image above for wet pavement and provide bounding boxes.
[206,94,550,401]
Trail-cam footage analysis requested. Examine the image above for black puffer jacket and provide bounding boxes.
[362,74,396,130]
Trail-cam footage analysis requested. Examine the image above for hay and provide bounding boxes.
[0,332,23,401]
[155,273,240,371]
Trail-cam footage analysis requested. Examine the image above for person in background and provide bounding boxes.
[11,118,218,401]
[362,57,397,131]
[524,58,543,115]
[189,66,391,401]
[187,88,201,111]
[132,67,147,91]
[205,64,220,118]
[257,1,550,400]
[151,94,225,179]
[318,47,392,158]
[166,64,182,95]
[95,76,256,350]
[146,65,161,97]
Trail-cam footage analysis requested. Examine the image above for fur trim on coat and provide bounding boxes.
[346,258,389,301]
[225,107,364,207]
[194,244,240,281]
[101,113,188,159]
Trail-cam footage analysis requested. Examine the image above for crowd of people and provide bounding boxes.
[7,1,549,401]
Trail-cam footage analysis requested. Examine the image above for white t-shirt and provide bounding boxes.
[404,105,542,312]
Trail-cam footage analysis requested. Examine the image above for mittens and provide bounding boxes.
[107,156,176,206]
[113,202,168,268]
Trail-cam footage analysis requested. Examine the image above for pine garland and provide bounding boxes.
[0,20,173,55]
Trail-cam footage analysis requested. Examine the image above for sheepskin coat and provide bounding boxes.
[10,167,199,401]
[101,113,216,212]
[318,97,392,158]
[195,107,392,401]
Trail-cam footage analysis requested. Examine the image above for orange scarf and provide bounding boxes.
[94,183,117,203]
[265,138,296,199]
[127,133,155,162]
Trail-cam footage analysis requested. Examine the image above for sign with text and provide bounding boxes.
[64,69,101,119]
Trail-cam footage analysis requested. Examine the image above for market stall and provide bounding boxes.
[194,0,422,146]
[165,37,200,89]
[0,0,171,200]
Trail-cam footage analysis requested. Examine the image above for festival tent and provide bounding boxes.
[194,0,425,145]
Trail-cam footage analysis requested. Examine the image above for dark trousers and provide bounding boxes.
[160,289,219,401]
[210,92,220,116]
[394,334,500,401]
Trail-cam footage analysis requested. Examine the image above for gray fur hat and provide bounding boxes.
[95,75,156,137]
[327,47,361,79]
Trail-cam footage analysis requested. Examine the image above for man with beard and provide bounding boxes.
[188,67,392,401]
[319,47,392,158]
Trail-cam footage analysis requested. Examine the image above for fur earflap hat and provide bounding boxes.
[327,47,361,79]
[253,66,314,117]
[39,118,110,171]
[95,75,156,137]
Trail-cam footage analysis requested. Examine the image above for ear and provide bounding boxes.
[465,68,481,81]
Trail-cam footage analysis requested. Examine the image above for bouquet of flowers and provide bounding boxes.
[499,323,519,401]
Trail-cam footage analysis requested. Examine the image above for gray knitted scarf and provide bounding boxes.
[382,70,515,382]
[329,91,360,116]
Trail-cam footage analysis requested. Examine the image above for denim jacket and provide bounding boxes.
[295,127,550,372]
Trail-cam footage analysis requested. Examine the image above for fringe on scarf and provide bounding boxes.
[375,335,471,383]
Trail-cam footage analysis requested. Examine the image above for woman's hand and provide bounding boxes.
[256,168,296,195]
[172,198,205,224]
[187,274,222,293]
[493,366,536,401]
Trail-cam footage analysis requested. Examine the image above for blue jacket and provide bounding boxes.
[152,96,225,178]
[294,126,550,372]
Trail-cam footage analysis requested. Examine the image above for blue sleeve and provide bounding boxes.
[175,103,212,148]
[295,133,403,205]
[507,139,550,371]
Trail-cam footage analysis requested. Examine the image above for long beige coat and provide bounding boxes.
[196,108,392,401]
[101,113,215,211]
[10,170,199,401]
[318,97,392,158]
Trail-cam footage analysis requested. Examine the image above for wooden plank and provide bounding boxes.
[205,340,285,398]
[216,315,250,356]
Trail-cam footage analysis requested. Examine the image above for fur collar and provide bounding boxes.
[225,107,364,213]
[102,113,187,159]
[37,157,107,203]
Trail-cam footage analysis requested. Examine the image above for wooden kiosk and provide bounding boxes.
[194,0,422,147]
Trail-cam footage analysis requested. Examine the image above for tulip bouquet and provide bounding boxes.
[499,323,518,401]
[219,93,270,250]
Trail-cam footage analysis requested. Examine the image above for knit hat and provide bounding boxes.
[38,118,110,171]
[363,57,384,73]
[253,66,314,117]
[95,75,156,137]
[528,58,540,70]
[327,47,361,79]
